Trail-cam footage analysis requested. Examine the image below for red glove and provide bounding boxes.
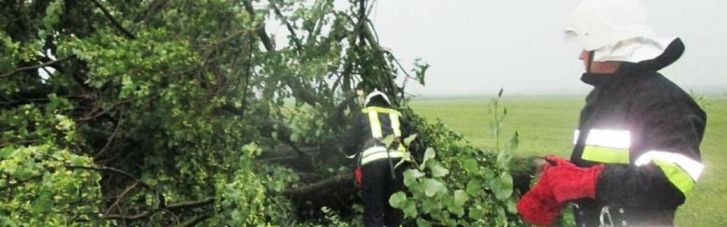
[517,165,566,226]
[353,167,363,187]
[545,156,604,203]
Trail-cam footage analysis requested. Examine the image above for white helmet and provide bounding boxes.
[364,90,391,106]
[565,0,676,63]
[566,0,654,51]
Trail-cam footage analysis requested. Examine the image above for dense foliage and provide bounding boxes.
[389,93,523,226]
[0,0,538,226]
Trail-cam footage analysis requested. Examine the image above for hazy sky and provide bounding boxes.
[367,1,727,96]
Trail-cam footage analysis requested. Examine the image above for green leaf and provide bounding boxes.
[508,131,520,150]
[69,156,85,166]
[382,134,395,148]
[404,202,418,218]
[469,205,485,220]
[416,219,433,227]
[422,198,436,212]
[461,158,478,173]
[496,206,507,224]
[429,161,449,177]
[453,190,468,206]
[482,168,495,179]
[395,152,411,168]
[13,167,34,180]
[0,216,19,227]
[492,172,514,201]
[423,179,445,197]
[403,168,424,178]
[403,169,422,187]
[421,148,436,168]
[452,206,465,218]
[507,199,518,213]
[389,192,407,208]
[465,179,482,196]
[497,149,508,169]
[42,0,64,31]
[0,146,13,159]
[413,59,429,86]
[31,189,52,214]
[403,134,417,146]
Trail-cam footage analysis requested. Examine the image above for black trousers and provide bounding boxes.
[361,158,406,227]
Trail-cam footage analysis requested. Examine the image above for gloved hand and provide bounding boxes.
[517,164,566,226]
[545,155,604,203]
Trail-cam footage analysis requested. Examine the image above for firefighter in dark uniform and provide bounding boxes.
[346,90,413,227]
[517,0,707,226]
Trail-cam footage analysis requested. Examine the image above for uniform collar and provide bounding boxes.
[580,38,685,87]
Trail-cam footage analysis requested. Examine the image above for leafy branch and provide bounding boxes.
[389,90,520,226]
[66,164,215,222]
[89,0,136,39]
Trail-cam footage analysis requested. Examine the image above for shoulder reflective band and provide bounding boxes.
[576,129,631,164]
[363,107,402,138]
[367,110,383,138]
[363,107,405,151]
[360,146,404,165]
[362,107,402,115]
[389,113,401,138]
[635,151,704,193]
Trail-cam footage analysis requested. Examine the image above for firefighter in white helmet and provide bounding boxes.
[345,90,413,227]
[517,0,707,226]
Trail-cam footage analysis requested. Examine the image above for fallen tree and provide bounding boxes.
[0,0,540,226]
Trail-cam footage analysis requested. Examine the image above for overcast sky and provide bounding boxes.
[366,1,727,96]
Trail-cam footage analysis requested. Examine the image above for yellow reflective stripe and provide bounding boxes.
[362,146,387,158]
[363,107,402,139]
[576,129,631,164]
[361,146,404,165]
[389,113,401,137]
[361,152,402,165]
[635,151,704,194]
[653,159,697,193]
[367,110,382,138]
[635,151,704,181]
[585,129,631,149]
[362,107,401,116]
[635,151,704,180]
[582,146,630,164]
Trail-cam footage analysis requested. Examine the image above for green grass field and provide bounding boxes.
[410,95,726,227]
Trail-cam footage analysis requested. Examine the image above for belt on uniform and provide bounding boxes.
[598,205,675,227]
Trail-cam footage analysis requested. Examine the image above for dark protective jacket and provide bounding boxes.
[345,103,414,166]
[570,38,707,226]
